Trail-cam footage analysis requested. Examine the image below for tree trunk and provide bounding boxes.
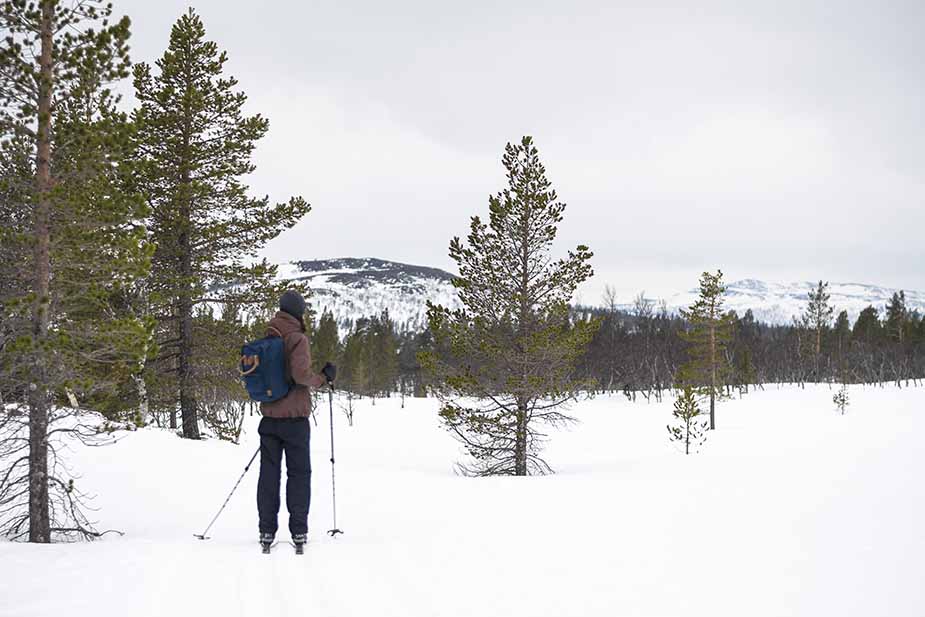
[709,389,715,432]
[815,327,822,381]
[28,0,55,544]
[514,201,531,476]
[133,374,148,421]
[178,290,199,438]
[514,402,528,476]
[176,93,199,438]
[709,321,716,430]
[176,206,198,437]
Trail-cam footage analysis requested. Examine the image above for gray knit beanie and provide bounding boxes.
[279,290,306,320]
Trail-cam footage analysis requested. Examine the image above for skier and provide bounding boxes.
[257,290,335,553]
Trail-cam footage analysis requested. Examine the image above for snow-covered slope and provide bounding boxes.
[276,258,924,329]
[661,279,925,325]
[3,386,924,617]
[278,257,461,333]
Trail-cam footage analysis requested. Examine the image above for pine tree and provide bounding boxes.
[833,310,851,378]
[338,322,370,424]
[0,0,150,542]
[339,321,370,397]
[852,306,882,345]
[423,136,598,476]
[678,270,734,430]
[367,312,398,398]
[132,9,310,438]
[832,384,849,415]
[885,291,908,344]
[397,331,424,405]
[736,346,756,394]
[311,309,340,374]
[668,386,708,454]
[802,280,834,381]
[194,303,256,442]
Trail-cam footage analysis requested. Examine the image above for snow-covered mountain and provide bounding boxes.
[278,258,461,334]
[277,258,924,331]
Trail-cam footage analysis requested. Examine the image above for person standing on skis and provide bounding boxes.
[257,290,335,551]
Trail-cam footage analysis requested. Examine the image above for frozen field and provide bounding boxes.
[1,384,923,617]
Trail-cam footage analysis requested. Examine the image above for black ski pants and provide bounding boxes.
[257,417,311,536]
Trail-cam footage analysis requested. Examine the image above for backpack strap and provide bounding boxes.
[267,325,294,387]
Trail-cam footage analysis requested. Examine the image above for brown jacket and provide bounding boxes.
[260,311,325,418]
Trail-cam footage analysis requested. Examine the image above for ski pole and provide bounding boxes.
[327,385,343,537]
[194,446,260,540]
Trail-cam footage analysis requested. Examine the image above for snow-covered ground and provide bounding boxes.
[2,385,924,617]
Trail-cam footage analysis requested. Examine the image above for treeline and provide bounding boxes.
[577,285,925,399]
[304,282,925,410]
[307,309,429,408]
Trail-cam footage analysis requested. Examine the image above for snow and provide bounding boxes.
[2,385,924,617]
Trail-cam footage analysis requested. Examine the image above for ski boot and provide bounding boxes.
[292,533,307,555]
[259,531,275,554]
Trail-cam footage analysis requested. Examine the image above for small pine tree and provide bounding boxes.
[678,270,734,430]
[832,384,849,415]
[668,387,708,454]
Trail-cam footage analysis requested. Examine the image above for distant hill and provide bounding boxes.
[277,258,460,334]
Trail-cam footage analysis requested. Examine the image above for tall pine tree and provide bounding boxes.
[801,280,834,381]
[678,270,734,430]
[0,0,150,542]
[423,137,598,476]
[133,10,310,438]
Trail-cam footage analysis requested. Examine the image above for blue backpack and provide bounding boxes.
[239,328,291,403]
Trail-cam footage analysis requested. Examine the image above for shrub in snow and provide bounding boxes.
[833,385,850,415]
[668,387,708,455]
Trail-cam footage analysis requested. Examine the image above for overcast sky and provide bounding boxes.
[118,0,925,302]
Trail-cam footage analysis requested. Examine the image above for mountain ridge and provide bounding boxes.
[277,257,925,332]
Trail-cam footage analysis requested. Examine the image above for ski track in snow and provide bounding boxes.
[1,385,924,617]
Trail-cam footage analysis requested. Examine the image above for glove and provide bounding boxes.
[322,362,337,384]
